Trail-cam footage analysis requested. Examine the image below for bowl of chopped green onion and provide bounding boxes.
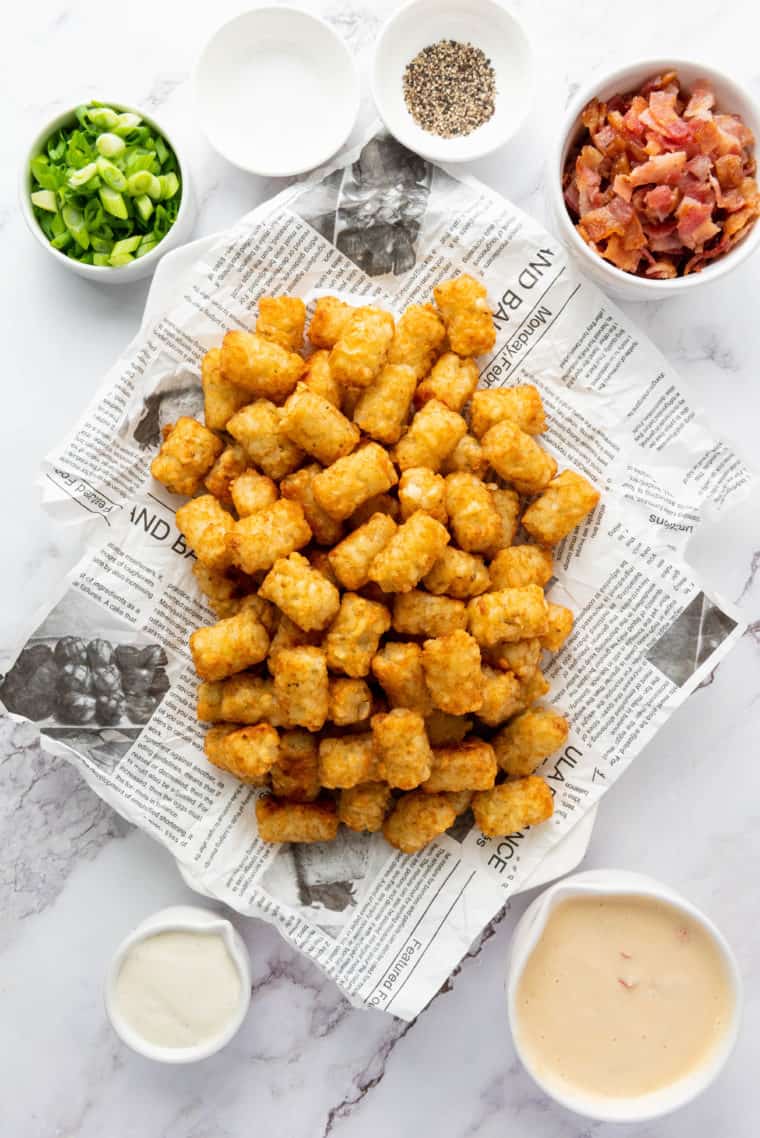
[20,101,194,282]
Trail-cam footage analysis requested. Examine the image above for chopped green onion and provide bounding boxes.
[111,235,143,256]
[113,112,142,136]
[51,231,72,250]
[93,253,111,266]
[90,235,113,253]
[88,106,120,130]
[126,170,154,196]
[109,252,134,267]
[99,187,128,220]
[68,162,98,188]
[62,204,90,249]
[135,241,158,259]
[158,172,179,200]
[96,156,127,191]
[134,194,154,222]
[31,189,58,212]
[96,132,125,158]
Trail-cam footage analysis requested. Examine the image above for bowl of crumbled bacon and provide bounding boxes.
[549,60,760,300]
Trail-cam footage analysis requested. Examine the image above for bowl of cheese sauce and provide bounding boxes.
[507,870,741,1122]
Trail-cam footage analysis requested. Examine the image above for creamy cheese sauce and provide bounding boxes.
[515,894,734,1099]
[114,930,242,1049]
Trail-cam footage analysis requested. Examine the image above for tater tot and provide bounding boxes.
[325,593,391,678]
[422,629,482,715]
[472,776,554,837]
[197,681,223,722]
[388,303,446,378]
[272,646,329,731]
[372,708,433,790]
[521,470,601,546]
[541,603,574,652]
[176,494,235,571]
[443,790,474,816]
[313,443,398,521]
[221,329,305,403]
[230,469,279,518]
[481,420,557,493]
[281,464,344,547]
[368,512,449,593]
[256,295,306,353]
[270,730,320,801]
[392,591,467,637]
[302,350,342,407]
[424,710,472,746]
[348,494,399,530]
[234,593,278,633]
[281,384,359,465]
[434,274,496,356]
[383,792,456,854]
[309,296,355,348]
[352,364,417,445]
[329,306,395,388]
[190,608,270,682]
[445,472,502,553]
[483,488,521,559]
[371,642,432,715]
[393,399,467,472]
[227,400,304,480]
[423,547,490,599]
[322,510,393,593]
[259,552,341,632]
[228,499,311,575]
[205,722,279,782]
[477,666,523,727]
[151,417,224,497]
[339,782,392,832]
[204,443,249,506]
[217,673,285,726]
[398,468,447,523]
[422,739,497,793]
[201,347,249,431]
[470,386,547,438]
[329,678,373,725]
[307,548,340,587]
[415,352,479,412]
[468,585,549,647]
[489,545,553,591]
[441,434,489,478]
[268,614,322,667]
[256,795,339,843]
[494,707,569,777]
[518,670,550,710]
[485,637,542,682]
[318,734,378,788]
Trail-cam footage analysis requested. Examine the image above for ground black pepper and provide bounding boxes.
[402,39,496,139]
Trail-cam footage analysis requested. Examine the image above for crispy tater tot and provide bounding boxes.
[477,666,523,727]
[483,488,521,559]
[281,464,344,546]
[521,470,601,546]
[328,513,397,589]
[176,494,235,571]
[227,399,304,479]
[372,708,433,789]
[205,722,279,782]
[481,420,557,493]
[368,512,449,593]
[259,552,341,632]
[472,776,554,837]
[329,306,395,388]
[383,791,456,853]
[424,710,472,746]
[338,782,392,832]
[485,637,542,682]
[468,585,549,647]
[393,399,467,472]
[301,349,342,407]
[318,734,378,789]
[325,593,391,677]
[494,707,569,776]
[227,499,311,575]
[392,590,467,637]
[470,386,547,438]
[541,603,574,652]
[151,417,224,497]
[270,729,320,801]
[489,545,553,591]
[442,789,474,815]
[268,614,322,667]
[216,673,285,725]
[201,347,249,431]
[441,434,489,478]
[204,443,249,506]
[256,295,306,353]
[190,608,270,682]
[348,493,399,529]
[235,594,278,632]
[415,352,479,412]
[272,646,329,731]
[433,273,496,356]
[445,472,502,553]
[329,678,373,725]
[352,364,417,444]
[313,443,398,521]
[256,795,339,843]
[281,384,359,465]
[309,296,355,348]
[422,738,497,793]
[388,303,446,378]
[371,642,433,715]
[229,469,279,518]
[197,681,224,722]
[220,329,305,403]
[398,467,448,523]
[518,669,550,710]
[422,629,483,715]
[204,724,237,764]
[307,548,340,587]
[423,547,490,599]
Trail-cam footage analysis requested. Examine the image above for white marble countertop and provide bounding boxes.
[3,0,760,1133]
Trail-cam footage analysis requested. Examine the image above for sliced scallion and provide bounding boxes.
[99,186,128,220]
[31,189,58,212]
[96,132,126,158]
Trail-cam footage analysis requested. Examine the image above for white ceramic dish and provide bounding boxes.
[506,869,742,1122]
[19,102,195,284]
[105,905,251,1063]
[372,0,534,164]
[195,7,360,177]
[547,58,760,303]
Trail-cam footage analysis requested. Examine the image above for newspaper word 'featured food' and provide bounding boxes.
[150,274,600,854]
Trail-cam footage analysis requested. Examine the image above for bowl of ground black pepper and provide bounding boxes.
[372,0,534,164]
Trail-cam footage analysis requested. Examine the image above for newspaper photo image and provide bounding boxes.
[2,129,753,1021]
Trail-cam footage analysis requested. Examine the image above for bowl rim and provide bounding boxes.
[370,0,536,165]
[193,5,361,178]
[18,98,192,279]
[548,56,760,293]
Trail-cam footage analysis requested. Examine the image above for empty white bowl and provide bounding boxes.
[372,0,534,164]
[195,7,360,177]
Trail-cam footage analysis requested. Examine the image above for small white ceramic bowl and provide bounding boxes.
[195,7,360,177]
[372,0,534,164]
[547,59,760,302]
[506,869,742,1123]
[20,101,195,284]
[105,905,251,1063]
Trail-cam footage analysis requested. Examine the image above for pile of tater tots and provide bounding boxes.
[150,273,600,853]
